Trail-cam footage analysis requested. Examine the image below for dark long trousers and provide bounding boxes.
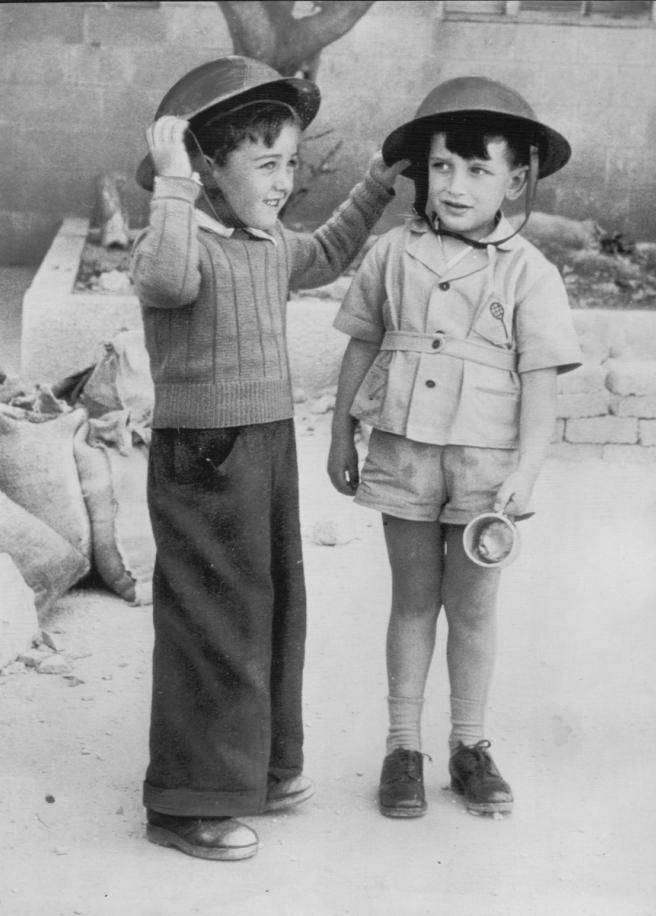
[143,420,306,816]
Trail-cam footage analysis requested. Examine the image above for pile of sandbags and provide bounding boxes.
[0,329,156,666]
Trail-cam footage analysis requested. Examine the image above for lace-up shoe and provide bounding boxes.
[449,740,513,815]
[378,748,427,818]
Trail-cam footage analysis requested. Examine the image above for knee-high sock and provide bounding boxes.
[449,694,486,754]
[386,695,424,754]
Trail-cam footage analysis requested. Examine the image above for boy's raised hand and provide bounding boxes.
[147,115,194,180]
[368,152,412,190]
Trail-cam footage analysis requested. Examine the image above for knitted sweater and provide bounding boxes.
[130,174,392,428]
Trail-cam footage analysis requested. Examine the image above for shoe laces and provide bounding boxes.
[458,739,497,775]
[389,749,432,781]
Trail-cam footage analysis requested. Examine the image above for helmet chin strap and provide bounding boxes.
[431,145,539,249]
[186,128,246,228]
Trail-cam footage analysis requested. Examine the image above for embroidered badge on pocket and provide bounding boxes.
[472,296,514,349]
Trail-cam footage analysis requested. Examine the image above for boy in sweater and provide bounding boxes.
[131,56,407,860]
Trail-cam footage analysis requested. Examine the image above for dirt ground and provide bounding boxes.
[1,405,656,916]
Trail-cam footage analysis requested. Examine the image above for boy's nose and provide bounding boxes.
[274,169,292,192]
[446,169,467,195]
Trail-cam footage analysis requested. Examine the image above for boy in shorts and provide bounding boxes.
[131,56,407,859]
[328,76,581,817]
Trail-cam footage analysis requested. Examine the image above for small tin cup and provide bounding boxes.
[462,512,520,569]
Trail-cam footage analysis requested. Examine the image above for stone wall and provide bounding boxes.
[1,1,656,264]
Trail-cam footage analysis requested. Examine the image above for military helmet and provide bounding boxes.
[136,56,321,190]
[382,76,570,179]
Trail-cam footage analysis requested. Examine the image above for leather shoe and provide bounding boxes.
[378,748,427,818]
[264,774,315,812]
[146,810,258,860]
[449,740,513,815]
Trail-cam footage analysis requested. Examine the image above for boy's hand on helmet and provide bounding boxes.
[327,434,359,496]
[368,152,412,190]
[147,116,194,180]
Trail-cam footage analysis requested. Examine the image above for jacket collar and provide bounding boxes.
[405,213,522,278]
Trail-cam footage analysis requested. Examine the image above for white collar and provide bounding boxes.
[196,208,276,243]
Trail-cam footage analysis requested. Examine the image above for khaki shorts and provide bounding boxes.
[355,429,518,524]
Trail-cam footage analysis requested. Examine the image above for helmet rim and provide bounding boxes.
[382,77,571,180]
[136,56,320,190]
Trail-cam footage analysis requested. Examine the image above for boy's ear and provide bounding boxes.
[505,165,528,201]
[192,151,219,190]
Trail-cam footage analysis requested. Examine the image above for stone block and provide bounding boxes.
[557,362,607,394]
[551,418,565,443]
[639,420,656,447]
[549,442,603,462]
[572,311,656,362]
[605,359,656,396]
[557,390,609,419]
[20,218,141,383]
[565,416,638,445]
[0,553,39,670]
[602,444,656,463]
[609,395,656,419]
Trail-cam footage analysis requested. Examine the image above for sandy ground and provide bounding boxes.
[1,403,656,916]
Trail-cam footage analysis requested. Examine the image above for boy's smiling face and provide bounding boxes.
[210,121,301,231]
[427,132,527,241]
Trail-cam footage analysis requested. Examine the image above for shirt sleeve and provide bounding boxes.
[129,176,202,309]
[332,233,390,344]
[515,262,582,375]
[284,173,393,292]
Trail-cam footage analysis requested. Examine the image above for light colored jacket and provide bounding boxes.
[334,216,582,449]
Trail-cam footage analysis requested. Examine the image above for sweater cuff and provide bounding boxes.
[364,170,396,200]
[152,175,201,203]
[353,172,396,213]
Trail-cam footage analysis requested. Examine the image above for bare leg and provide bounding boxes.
[442,525,501,752]
[382,515,444,749]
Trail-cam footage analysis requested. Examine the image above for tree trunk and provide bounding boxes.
[217,0,376,77]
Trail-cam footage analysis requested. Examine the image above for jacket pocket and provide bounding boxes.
[464,362,520,445]
[350,362,389,421]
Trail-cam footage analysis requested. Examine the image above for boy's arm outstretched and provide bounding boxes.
[328,337,379,495]
[286,154,409,291]
[493,366,557,517]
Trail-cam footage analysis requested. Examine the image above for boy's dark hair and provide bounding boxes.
[188,102,302,167]
[412,122,530,218]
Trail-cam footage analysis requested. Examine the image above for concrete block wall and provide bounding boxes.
[553,355,656,458]
[1,1,656,264]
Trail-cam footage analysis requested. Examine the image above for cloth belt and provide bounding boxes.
[380,331,517,372]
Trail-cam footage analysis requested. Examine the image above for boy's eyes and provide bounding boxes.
[430,161,490,175]
[259,159,299,171]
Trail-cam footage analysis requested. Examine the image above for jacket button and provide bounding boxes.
[425,379,436,388]
[431,339,442,350]
[439,281,450,291]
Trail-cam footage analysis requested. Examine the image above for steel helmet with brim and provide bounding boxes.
[382,76,571,248]
[136,56,321,191]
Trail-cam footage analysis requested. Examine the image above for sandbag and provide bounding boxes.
[79,328,153,425]
[0,406,91,558]
[0,553,40,669]
[0,492,89,619]
[74,422,154,605]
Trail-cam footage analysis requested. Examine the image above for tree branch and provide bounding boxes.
[216,0,377,76]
